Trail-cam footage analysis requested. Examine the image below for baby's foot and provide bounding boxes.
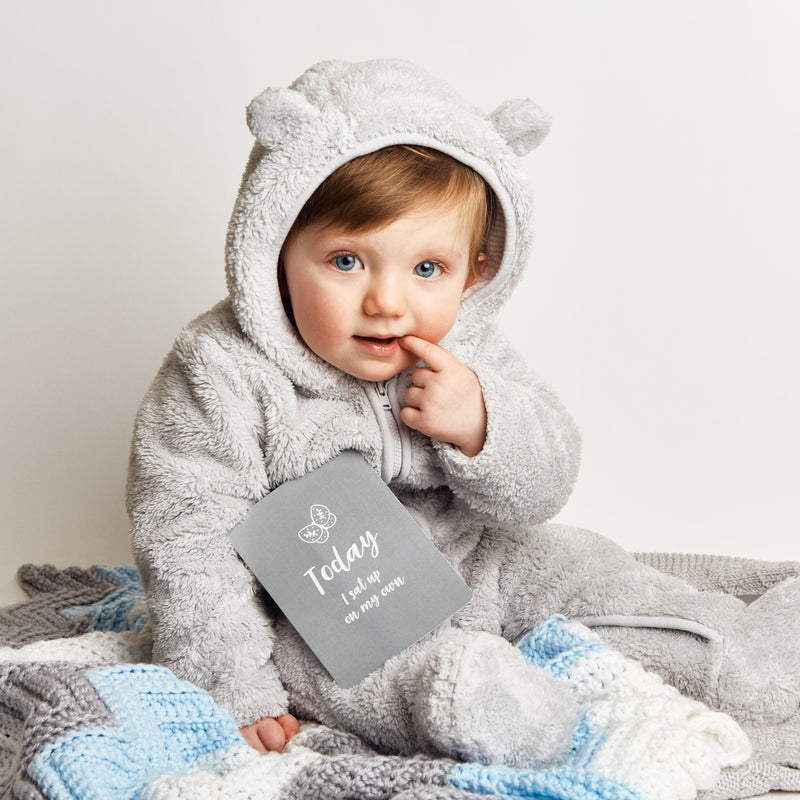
[414,629,577,767]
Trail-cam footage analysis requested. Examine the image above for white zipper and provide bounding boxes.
[365,378,411,483]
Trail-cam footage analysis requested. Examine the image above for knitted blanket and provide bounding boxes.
[1,564,798,800]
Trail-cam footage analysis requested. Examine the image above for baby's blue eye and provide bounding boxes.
[333,254,361,271]
[414,261,441,279]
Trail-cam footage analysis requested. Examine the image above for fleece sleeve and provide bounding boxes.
[127,332,289,727]
[432,326,581,528]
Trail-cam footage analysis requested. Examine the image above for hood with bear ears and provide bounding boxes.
[225,59,549,389]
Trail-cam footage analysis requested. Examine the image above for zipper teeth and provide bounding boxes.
[377,382,402,480]
[388,412,402,479]
[369,381,405,482]
[386,378,412,484]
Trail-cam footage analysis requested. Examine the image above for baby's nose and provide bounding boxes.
[363,277,407,317]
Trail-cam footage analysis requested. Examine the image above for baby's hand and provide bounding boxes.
[399,335,487,457]
[239,713,300,754]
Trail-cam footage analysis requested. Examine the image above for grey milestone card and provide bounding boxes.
[229,450,472,687]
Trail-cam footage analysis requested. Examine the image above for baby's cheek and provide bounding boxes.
[294,304,341,356]
[416,316,457,346]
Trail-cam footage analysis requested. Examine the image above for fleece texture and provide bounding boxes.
[128,59,800,765]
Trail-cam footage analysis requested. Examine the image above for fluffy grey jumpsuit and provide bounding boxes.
[127,59,800,767]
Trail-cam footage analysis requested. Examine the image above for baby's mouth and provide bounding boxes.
[358,336,396,344]
[353,335,401,355]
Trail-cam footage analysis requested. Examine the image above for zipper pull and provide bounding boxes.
[374,381,392,412]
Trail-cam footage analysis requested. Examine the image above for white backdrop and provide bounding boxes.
[2,0,799,607]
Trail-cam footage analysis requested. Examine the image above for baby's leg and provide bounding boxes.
[271,617,577,767]
[493,523,800,725]
[592,578,800,726]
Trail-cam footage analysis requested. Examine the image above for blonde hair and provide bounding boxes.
[281,145,496,271]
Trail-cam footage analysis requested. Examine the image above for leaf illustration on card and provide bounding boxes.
[298,504,336,543]
[311,504,336,528]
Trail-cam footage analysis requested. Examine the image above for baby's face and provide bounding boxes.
[282,204,478,382]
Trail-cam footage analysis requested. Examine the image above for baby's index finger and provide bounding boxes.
[399,336,452,370]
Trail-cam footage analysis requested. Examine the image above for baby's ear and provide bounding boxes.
[464,253,488,290]
[246,88,320,149]
[489,99,551,156]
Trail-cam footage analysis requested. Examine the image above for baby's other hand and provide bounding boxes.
[239,713,300,753]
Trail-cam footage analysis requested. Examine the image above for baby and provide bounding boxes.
[128,59,800,765]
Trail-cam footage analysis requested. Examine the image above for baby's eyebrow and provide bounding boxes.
[424,245,467,263]
[318,233,363,250]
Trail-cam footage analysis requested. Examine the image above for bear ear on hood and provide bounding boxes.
[246,87,320,148]
[489,98,551,156]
